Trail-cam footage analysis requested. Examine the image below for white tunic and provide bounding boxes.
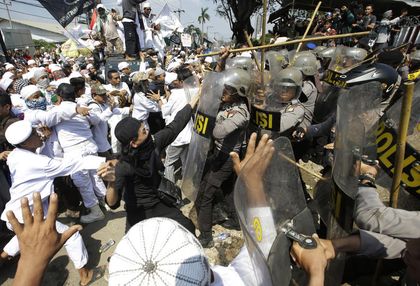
[161,88,192,146]
[131,91,160,123]
[24,101,78,127]
[1,148,105,223]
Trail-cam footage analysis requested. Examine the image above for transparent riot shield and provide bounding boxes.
[183,75,200,102]
[181,72,223,201]
[234,137,316,286]
[265,51,287,75]
[375,81,420,199]
[333,82,383,199]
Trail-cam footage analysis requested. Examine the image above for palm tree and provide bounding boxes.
[198,7,210,44]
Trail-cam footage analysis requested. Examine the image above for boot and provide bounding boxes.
[80,204,105,224]
[198,231,214,248]
[222,217,241,231]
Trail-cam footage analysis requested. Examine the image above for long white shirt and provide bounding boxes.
[24,101,77,127]
[104,82,131,104]
[88,101,130,152]
[55,107,101,151]
[131,91,160,123]
[161,88,192,146]
[1,148,105,223]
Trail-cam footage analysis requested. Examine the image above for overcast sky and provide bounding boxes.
[0,0,236,40]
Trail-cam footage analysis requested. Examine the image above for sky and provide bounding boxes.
[0,0,235,41]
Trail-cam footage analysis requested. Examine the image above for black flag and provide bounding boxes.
[38,0,95,27]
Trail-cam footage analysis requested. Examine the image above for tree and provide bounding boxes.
[198,7,210,44]
[210,0,282,44]
[184,24,202,48]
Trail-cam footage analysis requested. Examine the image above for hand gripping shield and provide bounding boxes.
[234,137,316,286]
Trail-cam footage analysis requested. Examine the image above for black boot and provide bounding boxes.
[222,217,241,230]
[198,231,214,248]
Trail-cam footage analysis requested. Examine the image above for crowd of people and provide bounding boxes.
[0,0,419,285]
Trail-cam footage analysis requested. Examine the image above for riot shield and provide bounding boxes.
[328,45,367,75]
[265,51,287,75]
[375,81,420,199]
[234,137,316,286]
[183,75,200,102]
[333,81,383,199]
[181,72,223,201]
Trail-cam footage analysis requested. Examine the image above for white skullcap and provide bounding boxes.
[69,71,83,79]
[27,59,36,66]
[165,72,178,85]
[118,61,130,71]
[142,2,151,8]
[204,57,213,63]
[154,67,165,76]
[3,71,14,80]
[96,3,105,9]
[5,63,15,70]
[86,63,94,70]
[33,68,48,81]
[0,77,13,91]
[49,64,62,73]
[23,69,35,80]
[109,217,210,286]
[167,61,181,72]
[20,85,40,100]
[94,41,102,47]
[5,120,33,146]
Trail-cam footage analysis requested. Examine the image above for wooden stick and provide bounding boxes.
[260,0,268,73]
[294,1,322,57]
[278,153,325,181]
[197,31,370,58]
[244,30,261,71]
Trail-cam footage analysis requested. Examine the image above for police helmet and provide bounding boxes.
[345,47,368,61]
[272,67,303,99]
[318,47,336,59]
[344,63,400,99]
[313,46,327,56]
[223,68,251,97]
[293,52,318,76]
[225,57,255,71]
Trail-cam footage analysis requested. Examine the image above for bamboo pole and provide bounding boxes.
[389,81,415,208]
[197,31,370,58]
[244,31,261,71]
[260,0,268,73]
[279,153,326,181]
[294,1,322,56]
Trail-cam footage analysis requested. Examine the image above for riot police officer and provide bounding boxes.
[195,68,251,247]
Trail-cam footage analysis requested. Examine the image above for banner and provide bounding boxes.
[155,4,184,38]
[38,0,95,27]
[181,33,192,47]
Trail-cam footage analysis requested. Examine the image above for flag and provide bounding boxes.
[89,9,98,30]
[155,4,184,38]
[38,0,95,27]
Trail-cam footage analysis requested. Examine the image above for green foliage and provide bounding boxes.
[33,39,55,50]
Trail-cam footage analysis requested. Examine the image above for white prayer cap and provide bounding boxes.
[86,63,94,70]
[33,68,48,81]
[109,217,210,286]
[96,3,105,9]
[204,57,213,63]
[165,72,178,85]
[3,71,14,80]
[5,63,15,70]
[69,71,83,79]
[49,64,62,73]
[118,61,130,71]
[23,69,35,80]
[154,67,165,77]
[5,120,33,146]
[0,77,13,91]
[94,41,102,47]
[27,59,36,66]
[167,61,181,72]
[21,85,40,100]
[142,2,151,8]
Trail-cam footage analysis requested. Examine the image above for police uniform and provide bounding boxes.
[300,80,317,128]
[196,101,250,238]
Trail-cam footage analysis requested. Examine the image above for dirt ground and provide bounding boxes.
[0,159,418,285]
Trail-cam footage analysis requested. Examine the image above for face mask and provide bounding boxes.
[25,96,47,111]
[37,78,50,89]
